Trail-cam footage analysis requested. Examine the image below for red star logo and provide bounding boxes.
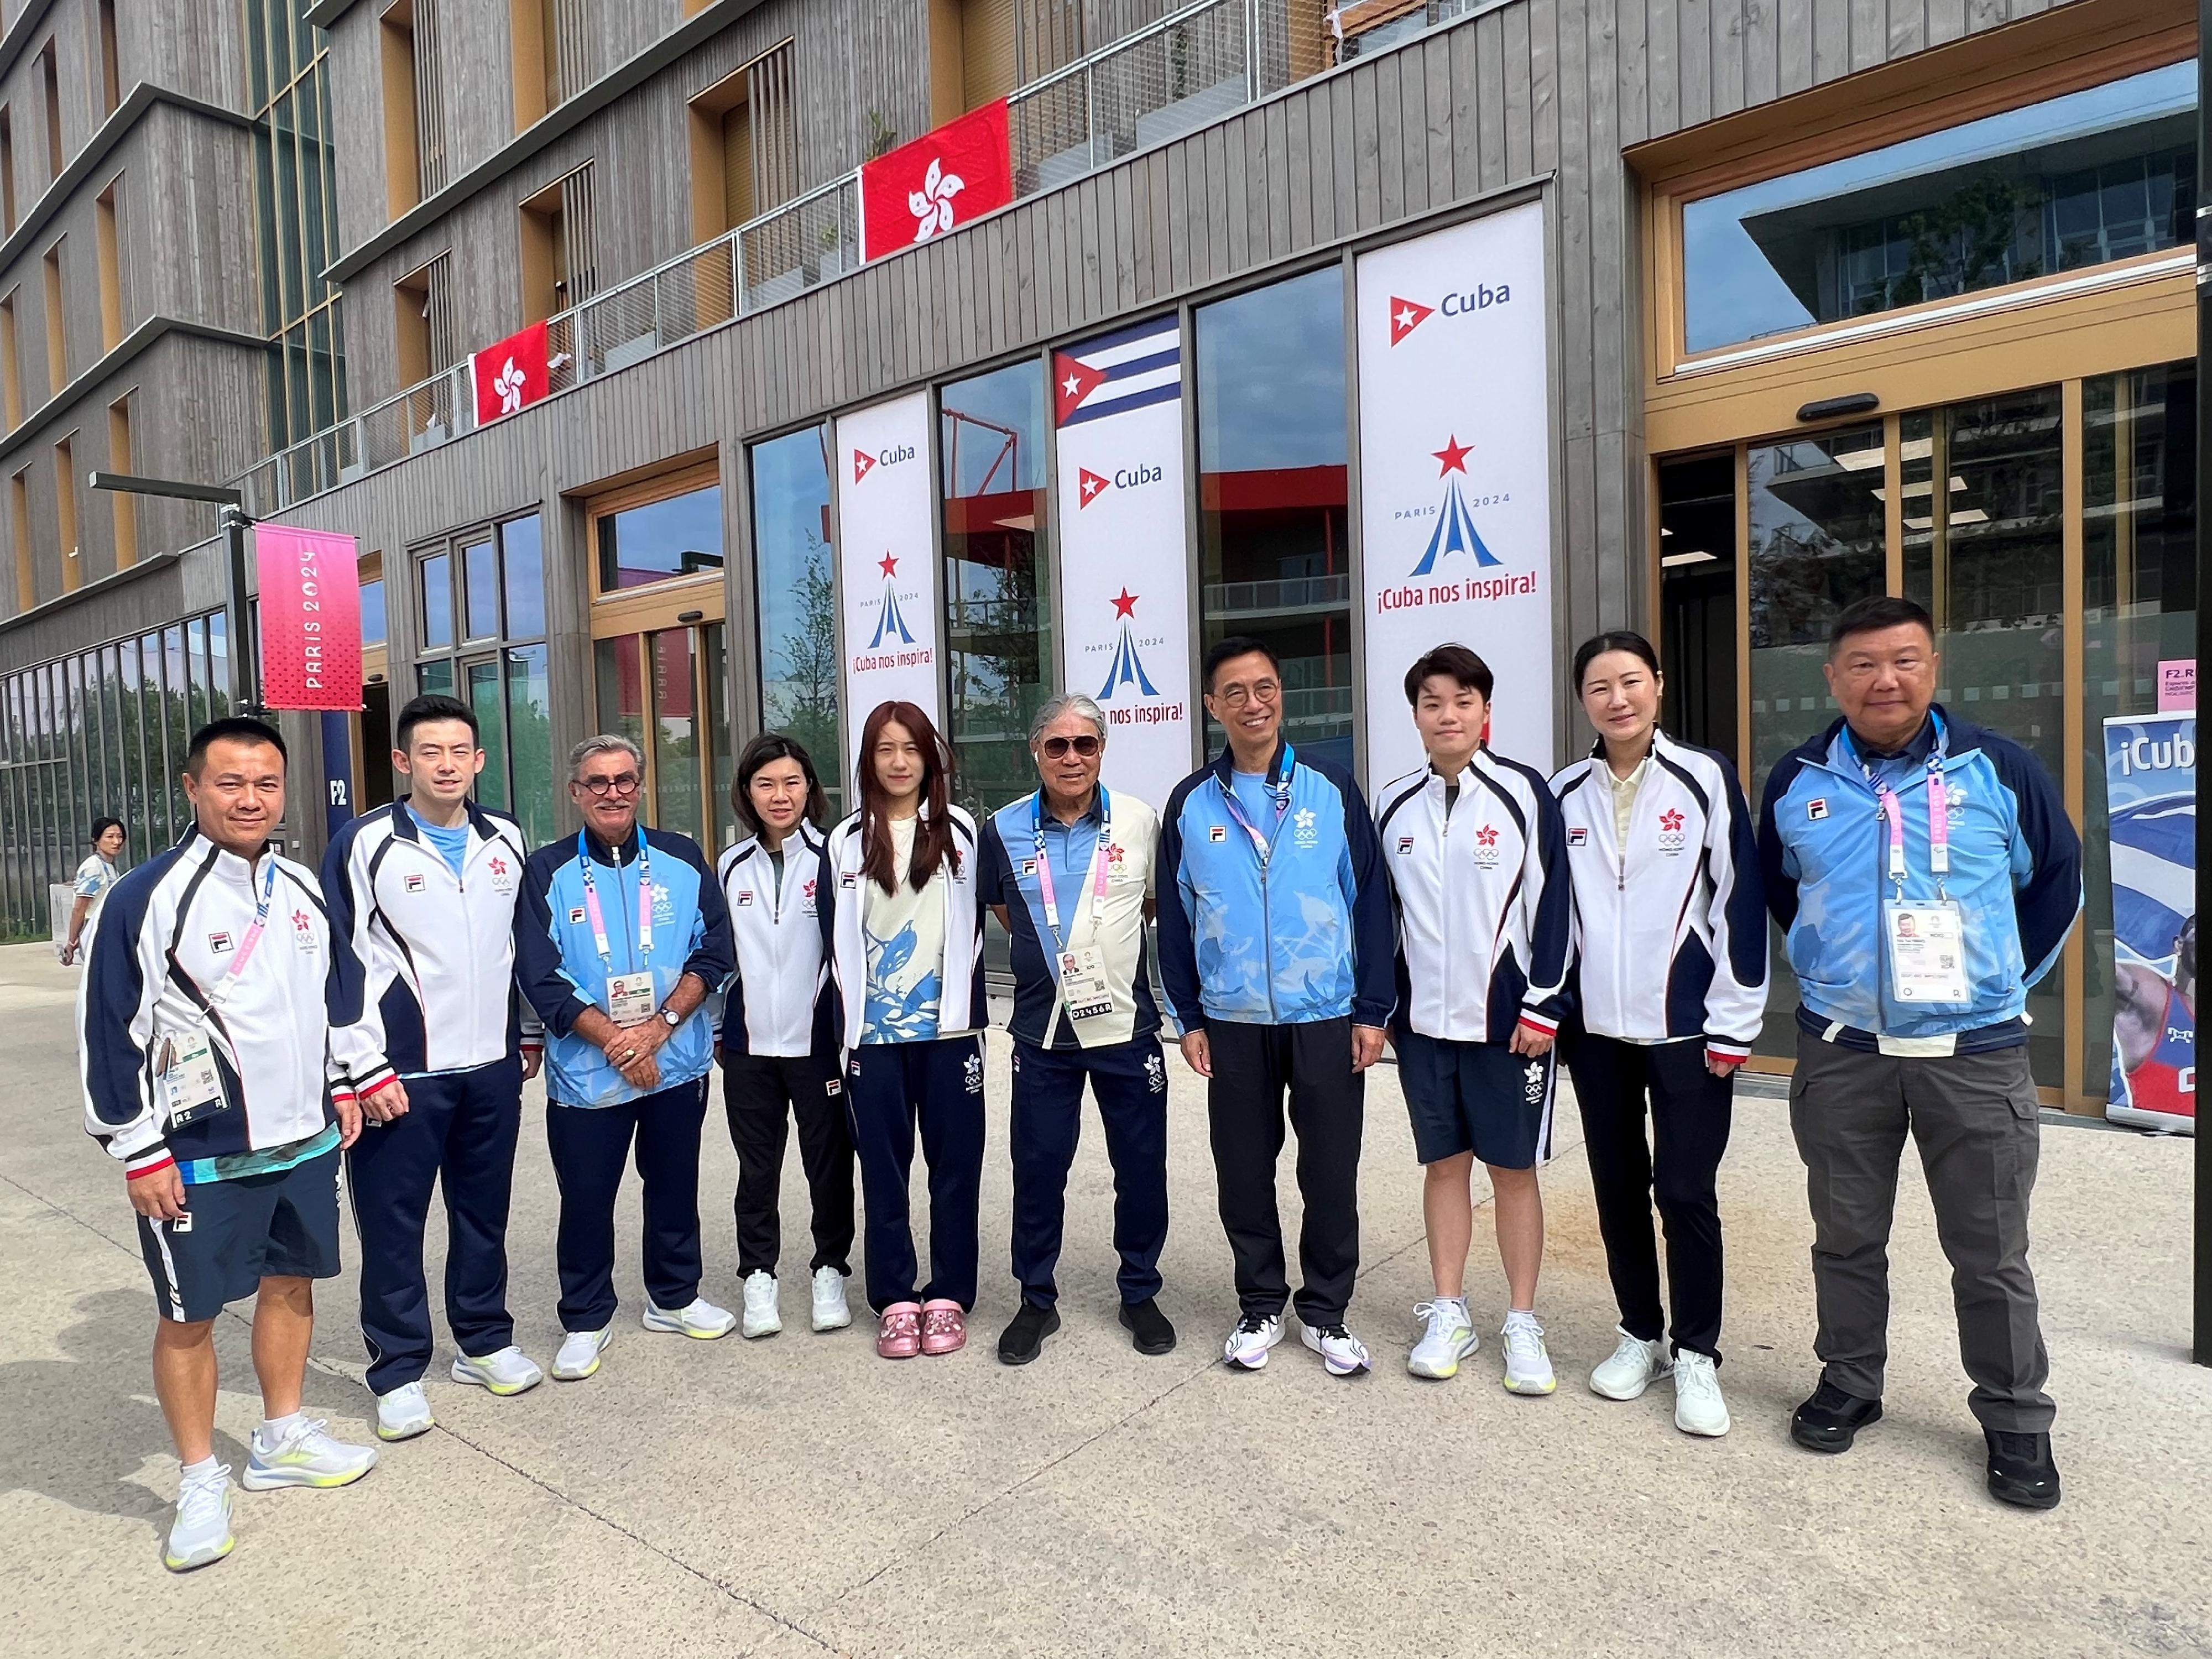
[852,450,876,483]
[1111,587,1139,618]
[878,552,899,578]
[1660,810,1684,832]
[1433,435,1472,476]
[1474,825,1499,846]
[1052,352,1108,425]
[1079,468,1112,507]
[1389,295,1435,346]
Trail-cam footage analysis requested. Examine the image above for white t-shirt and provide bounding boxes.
[860,816,947,1044]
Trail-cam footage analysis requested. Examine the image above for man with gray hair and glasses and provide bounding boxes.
[514,735,737,1381]
[978,693,1175,1365]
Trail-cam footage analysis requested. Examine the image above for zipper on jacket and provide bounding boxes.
[1438,782,1452,1038]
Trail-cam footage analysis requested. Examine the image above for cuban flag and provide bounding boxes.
[1053,315,1180,429]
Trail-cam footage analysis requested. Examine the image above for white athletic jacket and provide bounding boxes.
[1375,751,1573,1044]
[78,828,366,1178]
[321,799,541,1090]
[1549,731,1769,1061]
[823,805,987,1050]
[716,825,838,1058]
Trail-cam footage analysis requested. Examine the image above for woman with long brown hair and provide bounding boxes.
[824,701,988,1359]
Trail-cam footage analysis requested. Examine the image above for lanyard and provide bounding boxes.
[208,857,280,1007]
[1852,732,1950,898]
[577,828,653,965]
[1218,748,1295,865]
[1034,790,1112,950]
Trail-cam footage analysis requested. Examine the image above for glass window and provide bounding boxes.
[941,360,1051,817]
[1196,266,1354,770]
[505,643,554,848]
[749,426,843,816]
[420,551,453,646]
[359,574,386,646]
[596,483,723,591]
[1657,453,1739,755]
[419,658,455,697]
[1683,65,2195,354]
[163,627,190,841]
[462,536,499,639]
[2083,361,2195,1101]
[207,610,229,714]
[500,514,545,639]
[466,658,509,810]
[650,628,701,843]
[704,623,732,848]
[594,635,645,751]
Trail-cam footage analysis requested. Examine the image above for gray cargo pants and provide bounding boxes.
[1789,1031,2054,1432]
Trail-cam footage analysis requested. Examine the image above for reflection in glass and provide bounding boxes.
[597,485,724,591]
[1683,65,2195,354]
[462,538,499,639]
[1196,267,1353,769]
[594,637,646,757]
[749,427,842,816]
[940,360,1051,818]
[466,659,509,811]
[1657,453,1739,755]
[651,629,701,842]
[359,576,387,646]
[704,624,732,848]
[419,659,455,697]
[163,626,191,842]
[420,552,453,647]
[2083,362,2196,1100]
[505,644,555,848]
[501,514,545,639]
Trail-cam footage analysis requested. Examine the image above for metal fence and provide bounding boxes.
[236,0,1352,517]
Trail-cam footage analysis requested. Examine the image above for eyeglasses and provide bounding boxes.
[576,771,642,797]
[1040,734,1102,760]
[1214,680,1280,708]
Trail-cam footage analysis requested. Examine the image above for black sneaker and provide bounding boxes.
[1119,1296,1177,1355]
[1985,1429,2062,1510]
[996,1302,1060,1366]
[1790,1380,1884,1453]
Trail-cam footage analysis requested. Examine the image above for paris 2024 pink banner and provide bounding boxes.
[254,523,362,711]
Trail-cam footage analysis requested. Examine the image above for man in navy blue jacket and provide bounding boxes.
[1158,637,1395,1378]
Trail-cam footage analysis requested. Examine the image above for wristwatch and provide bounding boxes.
[659,1006,681,1029]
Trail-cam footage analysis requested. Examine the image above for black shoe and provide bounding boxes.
[997,1302,1060,1365]
[1985,1429,2062,1510]
[1790,1380,1884,1453]
[1120,1296,1177,1355]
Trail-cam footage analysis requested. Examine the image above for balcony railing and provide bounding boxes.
[234,0,1335,515]
[1202,572,1353,617]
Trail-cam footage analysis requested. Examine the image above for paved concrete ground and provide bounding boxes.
[3,939,2208,1658]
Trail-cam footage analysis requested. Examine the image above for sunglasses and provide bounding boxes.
[1040,734,1101,760]
[577,771,643,797]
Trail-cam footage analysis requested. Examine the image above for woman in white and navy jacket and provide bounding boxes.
[825,701,987,1361]
[1550,631,1767,1439]
[716,733,853,1342]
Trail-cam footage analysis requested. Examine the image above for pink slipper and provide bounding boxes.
[920,1299,967,1356]
[877,1301,922,1359]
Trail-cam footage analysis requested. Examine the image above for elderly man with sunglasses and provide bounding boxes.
[978,693,1176,1365]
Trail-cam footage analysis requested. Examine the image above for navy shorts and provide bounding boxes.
[135,1148,343,1323]
[1395,1029,1556,1169]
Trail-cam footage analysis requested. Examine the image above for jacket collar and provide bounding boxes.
[1210,736,1295,791]
[390,795,498,844]
[181,822,277,882]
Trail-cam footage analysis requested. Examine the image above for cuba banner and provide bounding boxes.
[1051,314,1193,808]
[1354,201,1555,789]
[253,523,363,711]
[834,390,942,780]
[2104,712,2196,1133]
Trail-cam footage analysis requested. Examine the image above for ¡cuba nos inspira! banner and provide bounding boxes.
[2104,712,2195,1134]
[834,391,942,780]
[1355,202,1554,789]
[1051,314,1193,808]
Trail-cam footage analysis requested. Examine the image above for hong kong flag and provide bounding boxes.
[859,100,1013,263]
[471,319,551,425]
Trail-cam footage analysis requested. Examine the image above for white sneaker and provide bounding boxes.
[1500,1312,1557,1395]
[811,1266,853,1332]
[1222,1313,1284,1370]
[1407,1297,1478,1379]
[163,1463,234,1572]
[552,1327,611,1381]
[451,1345,544,1395]
[241,1417,379,1490]
[1672,1350,1731,1437]
[374,1380,434,1441]
[643,1297,737,1339]
[1589,1327,1673,1401]
[741,1270,782,1338]
[1300,1319,1373,1378]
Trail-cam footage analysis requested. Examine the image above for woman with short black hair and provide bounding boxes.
[60,817,127,965]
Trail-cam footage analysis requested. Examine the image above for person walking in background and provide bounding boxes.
[1158,637,1394,1379]
[323,694,546,1443]
[1375,646,1571,1394]
[515,735,738,1383]
[1759,595,2081,1509]
[716,733,854,1340]
[979,693,1175,1366]
[826,702,987,1360]
[79,718,377,1573]
[1551,632,1766,1438]
[59,817,127,964]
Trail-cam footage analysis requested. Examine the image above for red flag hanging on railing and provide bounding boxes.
[470,319,551,425]
[254,524,363,711]
[859,100,1013,263]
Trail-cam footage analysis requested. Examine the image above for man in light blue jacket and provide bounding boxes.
[1759,595,2080,1510]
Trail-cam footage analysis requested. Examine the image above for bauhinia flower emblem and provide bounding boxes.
[494,356,527,415]
[908,156,966,243]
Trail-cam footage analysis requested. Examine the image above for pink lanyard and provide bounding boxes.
[1034,791,1112,950]
[1874,762,1950,895]
[1218,766,1292,864]
[208,859,280,1006]
[578,830,653,965]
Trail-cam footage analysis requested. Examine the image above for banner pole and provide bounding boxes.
[223,506,263,717]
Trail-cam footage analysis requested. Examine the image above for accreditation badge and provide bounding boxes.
[606,971,660,1027]
[1884,900,1970,1004]
[161,1029,227,1124]
[1058,947,1115,1024]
